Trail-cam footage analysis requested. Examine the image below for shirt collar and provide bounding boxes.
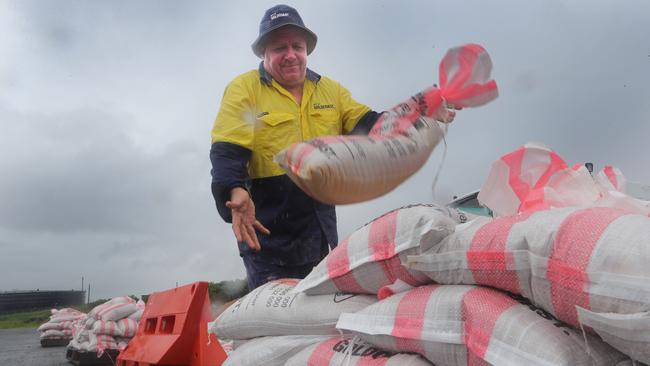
[258,62,321,86]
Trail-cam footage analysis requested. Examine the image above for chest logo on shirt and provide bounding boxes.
[313,103,335,110]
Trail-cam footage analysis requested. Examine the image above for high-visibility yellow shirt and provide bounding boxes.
[211,66,371,179]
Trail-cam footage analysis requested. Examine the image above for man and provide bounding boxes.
[210,4,455,290]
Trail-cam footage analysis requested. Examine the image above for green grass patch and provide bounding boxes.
[0,301,104,330]
[0,309,51,329]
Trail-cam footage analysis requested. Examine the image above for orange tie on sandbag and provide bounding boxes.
[275,44,499,205]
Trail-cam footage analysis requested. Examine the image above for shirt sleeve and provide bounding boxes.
[211,77,255,148]
[210,141,252,223]
[210,76,255,223]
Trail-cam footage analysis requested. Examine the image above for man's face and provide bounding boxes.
[263,27,308,90]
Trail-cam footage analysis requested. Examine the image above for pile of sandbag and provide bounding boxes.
[211,199,647,364]
[410,143,650,363]
[293,203,633,365]
[69,296,145,356]
[207,205,463,365]
[38,308,85,344]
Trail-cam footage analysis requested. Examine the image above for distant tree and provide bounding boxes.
[208,279,248,303]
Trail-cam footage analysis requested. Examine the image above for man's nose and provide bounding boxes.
[285,47,297,60]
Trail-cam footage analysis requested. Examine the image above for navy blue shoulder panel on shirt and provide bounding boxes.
[350,110,383,135]
[210,141,252,223]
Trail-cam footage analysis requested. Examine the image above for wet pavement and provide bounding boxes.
[0,328,73,366]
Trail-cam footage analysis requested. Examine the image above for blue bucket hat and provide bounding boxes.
[251,4,318,58]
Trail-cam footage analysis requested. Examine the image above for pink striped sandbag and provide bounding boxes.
[337,285,629,366]
[94,302,137,321]
[222,335,328,366]
[293,204,456,295]
[477,143,650,217]
[88,333,118,356]
[596,165,626,192]
[92,318,137,337]
[87,296,135,320]
[275,44,498,205]
[117,318,138,338]
[40,329,73,339]
[407,207,650,326]
[407,207,650,363]
[285,337,433,366]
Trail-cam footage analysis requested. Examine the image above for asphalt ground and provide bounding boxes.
[0,328,74,366]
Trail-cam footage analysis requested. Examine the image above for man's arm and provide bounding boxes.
[210,141,269,251]
[210,141,252,222]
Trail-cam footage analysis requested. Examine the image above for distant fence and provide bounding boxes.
[0,290,85,313]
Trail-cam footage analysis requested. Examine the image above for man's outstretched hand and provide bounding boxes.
[226,187,270,251]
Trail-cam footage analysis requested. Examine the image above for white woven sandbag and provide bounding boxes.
[48,314,85,323]
[294,204,455,295]
[40,329,72,339]
[222,335,328,366]
[72,327,90,343]
[85,333,117,355]
[94,302,137,321]
[92,319,120,337]
[577,307,650,364]
[337,285,629,366]
[117,318,138,338]
[51,308,84,317]
[275,118,444,205]
[87,296,135,319]
[285,336,433,366]
[92,318,138,337]
[38,322,63,332]
[127,299,146,321]
[406,212,538,300]
[209,279,376,340]
[407,207,650,329]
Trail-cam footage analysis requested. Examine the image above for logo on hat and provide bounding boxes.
[270,12,289,20]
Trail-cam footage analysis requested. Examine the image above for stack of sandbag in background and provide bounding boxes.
[69,296,145,356]
[38,308,85,344]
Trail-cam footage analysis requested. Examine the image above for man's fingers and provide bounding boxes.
[242,226,261,251]
[226,200,242,209]
[246,224,262,251]
[254,220,271,235]
[231,221,243,243]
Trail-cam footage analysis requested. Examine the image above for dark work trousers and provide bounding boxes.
[242,255,320,291]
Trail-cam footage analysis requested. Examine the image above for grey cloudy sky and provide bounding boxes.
[1,0,649,300]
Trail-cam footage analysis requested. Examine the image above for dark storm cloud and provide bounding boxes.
[0,106,207,234]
